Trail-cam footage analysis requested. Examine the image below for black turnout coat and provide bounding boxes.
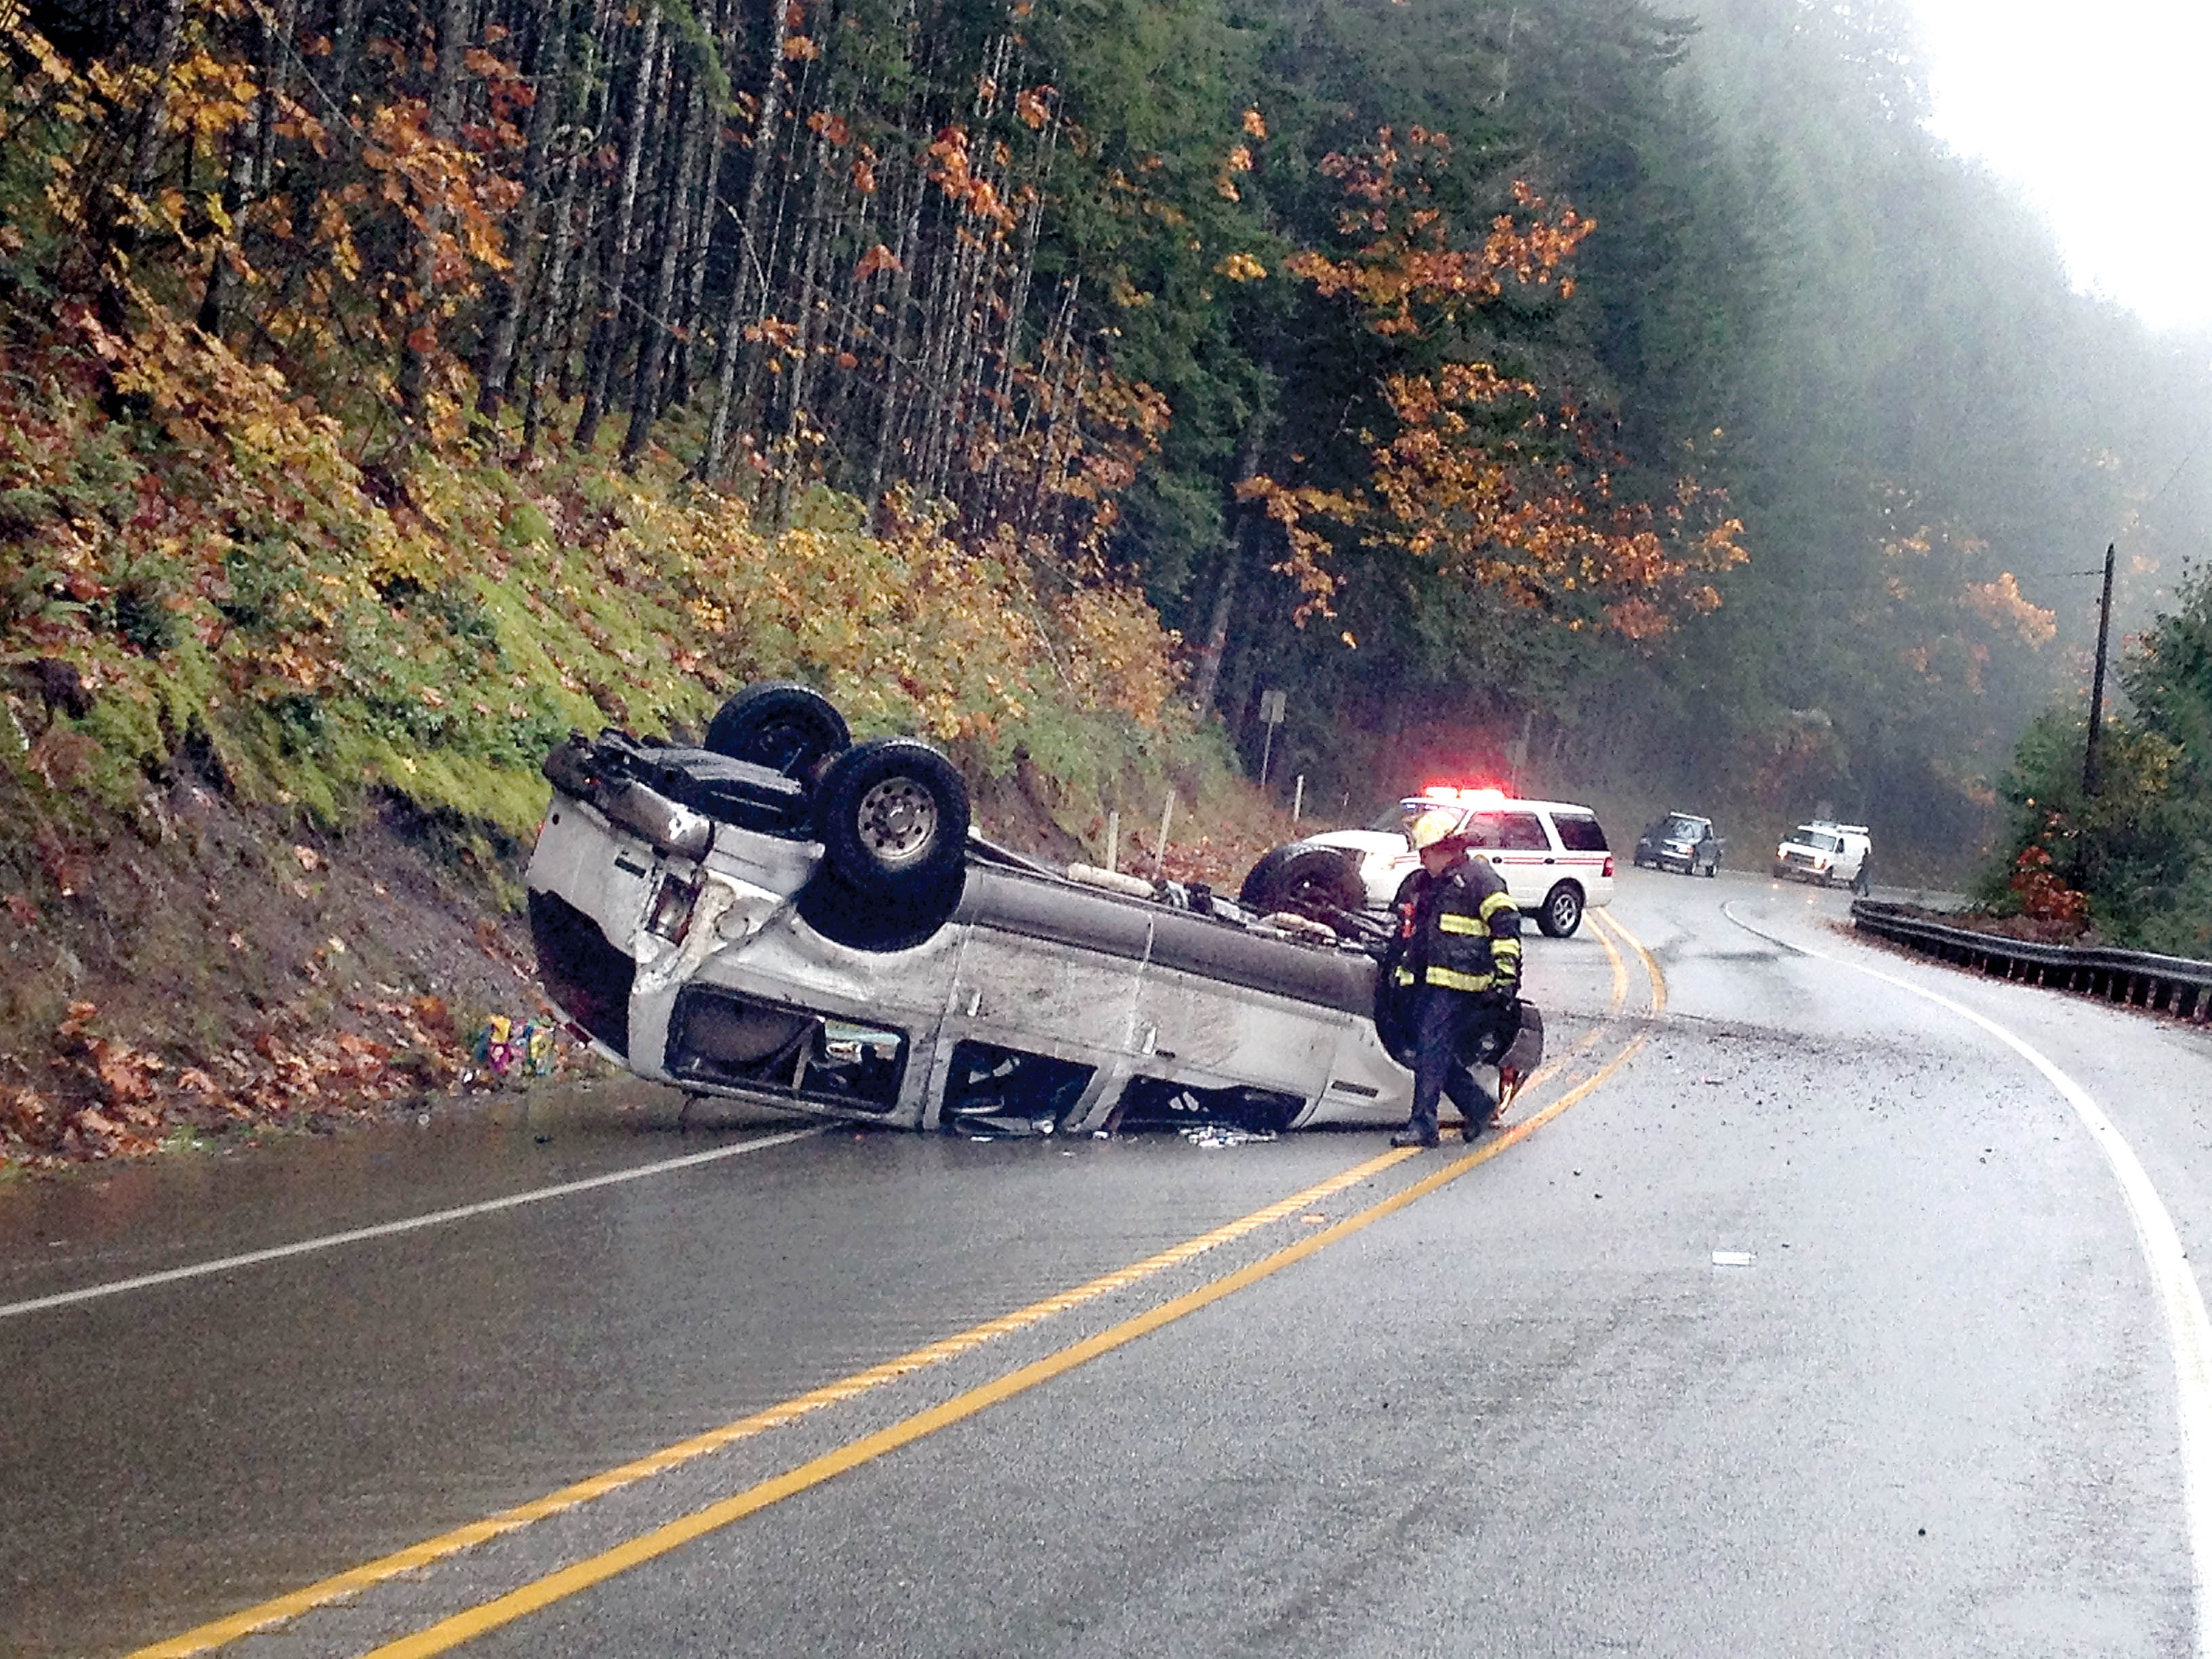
[1388,854,1523,1000]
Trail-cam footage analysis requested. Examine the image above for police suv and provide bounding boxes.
[1239,786,1616,940]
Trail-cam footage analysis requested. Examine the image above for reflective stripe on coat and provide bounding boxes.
[1389,855,1523,996]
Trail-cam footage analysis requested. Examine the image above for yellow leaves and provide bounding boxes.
[745,315,802,352]
[1293,147,1591,335]
[1965,572,2057,647]
[1215,251,1267,282]
[1016,86,1055,131]
[1601,596,1670,640]
[1242,107,1269,140]
[1215,145,1252,199]
[783,34,821,60]
[1237,476,1357,623]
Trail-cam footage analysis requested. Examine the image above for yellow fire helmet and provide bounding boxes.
[1407,808,1464,852]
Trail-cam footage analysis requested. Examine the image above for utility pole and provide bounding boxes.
[2083,541,2116,796]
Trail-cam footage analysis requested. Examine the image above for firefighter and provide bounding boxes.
[1385,808,1523,1148]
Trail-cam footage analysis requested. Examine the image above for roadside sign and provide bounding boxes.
[1257,690,1286,783]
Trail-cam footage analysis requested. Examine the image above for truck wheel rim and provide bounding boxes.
[856,776,937,868]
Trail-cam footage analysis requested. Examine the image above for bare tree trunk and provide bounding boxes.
[192,0,298,339]
[328,0,370,105]
[397,0,475,422]
[623,66,707,464]
[251,0,299,194]
[537,0,619,421]
[669,0,735,408]
[194,106,260,337]
[520,141,585,451]
[697,0,794,480]
[1190,405,1273,714]
[123,0,190,201]
[814,131,880,464]
[573,6,665,449]
[913,45,1012,506]
[730,62,814,462]
[768,131,841,523]
[480,0,573,418]
[863,165,925,511]
[1010,272,1078,543]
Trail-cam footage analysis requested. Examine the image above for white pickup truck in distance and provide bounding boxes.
[1772,821,1872,892]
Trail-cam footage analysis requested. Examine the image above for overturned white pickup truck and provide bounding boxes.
[527,684,1539,1136]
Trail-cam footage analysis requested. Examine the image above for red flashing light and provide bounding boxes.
[1417,782,1507,807]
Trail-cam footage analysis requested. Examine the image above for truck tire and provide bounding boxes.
[703,682,849,779]
[1240,844,1366,922]
[1536,882,1584,939]
[813,736,970,901]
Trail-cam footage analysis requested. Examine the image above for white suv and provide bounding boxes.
[1242,787,1616,939]
[1772,821,1872,892]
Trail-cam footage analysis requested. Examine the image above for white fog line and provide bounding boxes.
[1724,901,2212,1658]
[0,1127,821,1322]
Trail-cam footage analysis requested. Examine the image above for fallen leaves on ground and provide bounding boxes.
[1,992,585,1171]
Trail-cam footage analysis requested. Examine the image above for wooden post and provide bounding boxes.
[1105,809,1119,874]
[1151,792,1175,880]
[2085,541,2116,796]
[1292,774,1305,823]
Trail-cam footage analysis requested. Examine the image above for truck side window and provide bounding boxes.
[940,1041,1094,1134]
[1551,813,1610,852]
[1497,811,1549,851]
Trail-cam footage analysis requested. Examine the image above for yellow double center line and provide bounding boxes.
[136,910,1664,1659]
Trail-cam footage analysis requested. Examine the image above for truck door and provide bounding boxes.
[1484,809,1555,908]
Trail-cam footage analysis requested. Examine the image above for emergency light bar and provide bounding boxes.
[1416,783,1508,808]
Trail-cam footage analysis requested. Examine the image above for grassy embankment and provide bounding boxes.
[0,308,1291,1170]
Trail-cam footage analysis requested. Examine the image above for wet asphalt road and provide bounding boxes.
[5,872,2212,1657]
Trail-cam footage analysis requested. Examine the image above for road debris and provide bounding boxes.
[1181,1124,1277,1149]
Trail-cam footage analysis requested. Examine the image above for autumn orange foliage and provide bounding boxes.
[1257,131,1746,636]
[2009,844,2089,927]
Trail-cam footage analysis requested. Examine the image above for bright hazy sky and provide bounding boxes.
[1906,0,2212,336]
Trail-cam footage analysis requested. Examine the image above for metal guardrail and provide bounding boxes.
[1851,901,2212,1024]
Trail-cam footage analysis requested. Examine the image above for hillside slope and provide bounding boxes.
[0,307,1282,1169]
